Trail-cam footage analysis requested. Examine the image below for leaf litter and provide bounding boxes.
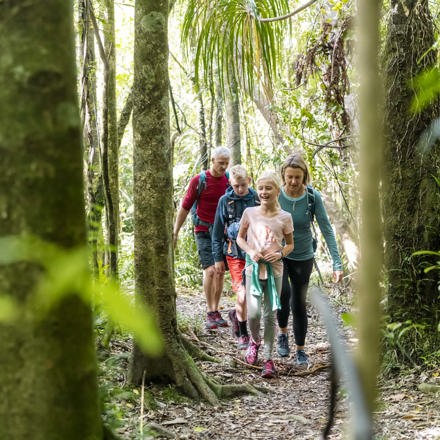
[98,283,440,439]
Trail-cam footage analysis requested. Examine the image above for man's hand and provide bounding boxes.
[173,232,179,248]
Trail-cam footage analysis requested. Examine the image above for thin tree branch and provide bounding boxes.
[169,84,182,134]
[117,88,133,148]
[300,135,355,157]
[258,0,318,23]
[87,0,108,68]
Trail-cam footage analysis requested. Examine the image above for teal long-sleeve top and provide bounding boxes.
[278,187,343,271]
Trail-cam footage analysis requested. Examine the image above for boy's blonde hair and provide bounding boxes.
[229,164,248,181]
[256,170,282,209]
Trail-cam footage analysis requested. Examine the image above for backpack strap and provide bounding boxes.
[196,170,207,199]
[191,171,210,227]
[306,185,315,221]
[192,170,230,227]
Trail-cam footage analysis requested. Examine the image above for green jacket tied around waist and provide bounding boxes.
[245,254,280,311]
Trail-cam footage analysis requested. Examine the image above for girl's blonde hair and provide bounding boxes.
[280,151,311,185]
[256,170,281,209]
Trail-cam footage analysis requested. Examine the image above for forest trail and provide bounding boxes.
[101,283,440,439]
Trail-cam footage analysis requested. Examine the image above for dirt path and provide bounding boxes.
[100,284,440,439]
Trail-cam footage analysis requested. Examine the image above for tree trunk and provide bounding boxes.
[79,0,105,274]
[356,0,383,420]
[129,0,256,404]
[102,0,119,278]
[0,2,102,438]
[214,76,223,146]
[197,91,209,169]
[383,0,440,329]
[225,68,241,164]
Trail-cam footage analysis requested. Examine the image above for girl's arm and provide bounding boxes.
[236,222,261,262]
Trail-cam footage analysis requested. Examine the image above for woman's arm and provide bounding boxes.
[281,232,294,258]
[314,191,343,273]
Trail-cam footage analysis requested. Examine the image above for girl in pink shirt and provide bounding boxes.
[236,171,294,378]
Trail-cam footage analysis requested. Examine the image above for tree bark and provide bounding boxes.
[79,0,105,274]
[383,0,440,329]
[129,0,255,404]
[0,1,102,438]
[102,0,119,278]
[197,91,209,169]
[356,0,383,420]
[225,68,241,164]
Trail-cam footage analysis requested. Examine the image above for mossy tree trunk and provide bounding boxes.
[102,0,120,278]
[129,0,256,404]
[0,1,102,439]
[225,67,241,164]
[383,0,440,334]
[356,0,383,417]
[79,0,105,274]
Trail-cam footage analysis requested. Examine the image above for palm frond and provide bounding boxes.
[181,0,290,97]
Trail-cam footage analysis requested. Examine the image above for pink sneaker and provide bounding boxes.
[245,339,260,365]
[237,335,249,350]
[261,359,277,378]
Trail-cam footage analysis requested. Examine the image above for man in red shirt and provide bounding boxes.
[173,147,231,330]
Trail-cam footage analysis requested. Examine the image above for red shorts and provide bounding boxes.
[226,256,245,293]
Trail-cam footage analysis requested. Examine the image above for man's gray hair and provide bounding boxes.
[211,146,231,159]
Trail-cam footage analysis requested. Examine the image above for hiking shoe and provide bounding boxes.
[245,339,260,365]
[261,359,277,378]
[205,312,218,330]
[296,350,309,368]
[214,311,228,327]
[237,335,249,350]
[228,309,240,337]
[277,333,290,357]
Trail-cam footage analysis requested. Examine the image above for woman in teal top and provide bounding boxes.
[276,152,344,367]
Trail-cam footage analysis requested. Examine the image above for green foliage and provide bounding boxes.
[181,0,290,96]
[160,384,188,404]
[0,296,19,323]
[174,226,203,288]
[410,65,440,113]
[0,234,162,356]
[382,317,440,373]
[412,250,440,275]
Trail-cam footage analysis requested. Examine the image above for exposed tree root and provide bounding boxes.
[180,332,218,362]
[205,376,261,398]
[146,423,175,439]
[285,362,331,377]
[165,338,262,404]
